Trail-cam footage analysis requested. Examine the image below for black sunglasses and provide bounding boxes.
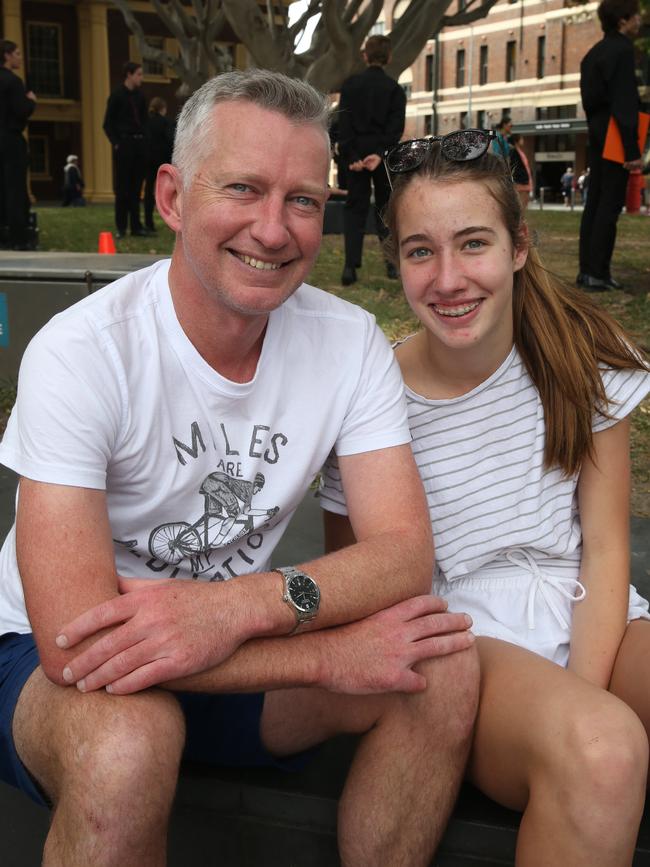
[384,129,497,175]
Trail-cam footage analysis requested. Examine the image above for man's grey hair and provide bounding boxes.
[172,68,330,187]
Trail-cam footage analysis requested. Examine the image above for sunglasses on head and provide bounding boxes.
[384,129,497,176]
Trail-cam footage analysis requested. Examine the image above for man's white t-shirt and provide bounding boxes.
[0,259,410,634]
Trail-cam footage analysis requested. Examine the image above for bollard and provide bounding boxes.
[625,170,644,214]
[98,232,116,254]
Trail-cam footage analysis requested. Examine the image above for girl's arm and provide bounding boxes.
[568,418,632,688]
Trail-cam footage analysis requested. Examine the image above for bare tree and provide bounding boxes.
[112,0,503,97]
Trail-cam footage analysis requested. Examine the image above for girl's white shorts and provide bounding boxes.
[432,573,650,668]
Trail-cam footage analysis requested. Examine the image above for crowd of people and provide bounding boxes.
[0,1,648,863]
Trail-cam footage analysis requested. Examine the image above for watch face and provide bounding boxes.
[288,572,320,613]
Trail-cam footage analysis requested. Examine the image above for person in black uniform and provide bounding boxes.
[578,0,642,291]
[338,35,406,285]
[143,97,175,233]
[0,40,36,249]
[103,61,148,238]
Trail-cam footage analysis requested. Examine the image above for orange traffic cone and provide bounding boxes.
[98,231,116,254]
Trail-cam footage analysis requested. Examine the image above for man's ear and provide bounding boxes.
[156,164,183,233]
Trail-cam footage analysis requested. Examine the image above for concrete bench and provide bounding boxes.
[2,740,649,866]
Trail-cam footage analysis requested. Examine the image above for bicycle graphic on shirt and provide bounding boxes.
[148,471,279,574]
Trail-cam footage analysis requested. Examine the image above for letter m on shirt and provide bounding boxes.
[173,422,206,466]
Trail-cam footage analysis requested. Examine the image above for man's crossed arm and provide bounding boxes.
[17,444,474,698]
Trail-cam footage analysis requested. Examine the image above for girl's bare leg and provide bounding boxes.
[469,637,647,866]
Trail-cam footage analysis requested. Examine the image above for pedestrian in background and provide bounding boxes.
[578,0,642,290]
[578,167,591,204]
[508,133,533,209]
[491,116,513,160]
[144,96,174,234]
[0,39,36,249]
[61,154,85,207]
[338,35,406,285]
[103,61,148,239]
[561,166,575,206]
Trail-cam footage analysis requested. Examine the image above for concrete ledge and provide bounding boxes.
[2,740,649,866]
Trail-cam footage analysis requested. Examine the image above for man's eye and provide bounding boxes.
[293,195,319,208]
[464,238,485,250]
[230,183,251,193]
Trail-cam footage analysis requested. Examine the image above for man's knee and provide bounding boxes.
[413,646,480,739]
[15,672,186,806]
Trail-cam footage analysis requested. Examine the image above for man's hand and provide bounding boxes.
[26,90,36,102]
[318,595,474,695]
[362,154,382,172]
[348,159,365,172]
[56,577,255,694]
[623,158,643,171]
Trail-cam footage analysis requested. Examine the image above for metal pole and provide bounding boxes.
[467,25,473,125]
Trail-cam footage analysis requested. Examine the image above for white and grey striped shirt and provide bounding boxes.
[320,345,650,586]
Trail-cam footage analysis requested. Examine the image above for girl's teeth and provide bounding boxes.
[432,302,480,317]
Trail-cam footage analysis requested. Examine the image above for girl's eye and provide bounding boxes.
[406,247,431,259]
[464,238,485,250]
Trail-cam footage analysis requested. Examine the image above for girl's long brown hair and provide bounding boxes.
[383,144,648,476]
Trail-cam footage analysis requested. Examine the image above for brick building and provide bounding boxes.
[377,0,649,197]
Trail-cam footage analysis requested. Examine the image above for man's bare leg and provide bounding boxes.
[13,667,185,867]
[261,647,480,867]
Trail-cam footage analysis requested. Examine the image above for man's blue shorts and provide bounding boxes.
[0,632,310,807]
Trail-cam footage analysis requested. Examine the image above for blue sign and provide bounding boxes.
[0,293,8,348]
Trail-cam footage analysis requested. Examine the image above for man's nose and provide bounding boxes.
[250,198,291,249]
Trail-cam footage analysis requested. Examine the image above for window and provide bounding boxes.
[458,0,468,10]
[401,82,412,99]
[424,114,433,136]
[456,49,466,88]
[28,135,50,179]
[537,36,546,79]
[479,45,488,85]
[26,22,63,97]
[425,54,435,92]
[460,111,469,129]
[142,36,165,77]
[477,109,487,129]
[369,21,385,35]
[536,105,576,120]
[506,41,517,82]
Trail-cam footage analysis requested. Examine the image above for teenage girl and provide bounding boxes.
[321,132,650,865]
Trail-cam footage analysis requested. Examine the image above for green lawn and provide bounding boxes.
[34,203,650,514]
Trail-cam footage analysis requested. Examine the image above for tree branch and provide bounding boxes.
[443,0,501,27]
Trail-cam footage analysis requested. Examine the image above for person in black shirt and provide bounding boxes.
[0,40,36,249]
[143,97,175,233]
[338,36,406,285]
[578,0,642,290]
[103,61,148,238]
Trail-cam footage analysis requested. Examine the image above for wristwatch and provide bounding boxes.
[275,566,321,632]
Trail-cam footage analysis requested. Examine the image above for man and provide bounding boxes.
[143,96,174,233]
[0,70,478,866]
[103,61,148,238]
[578,0,642,290]
[338,35,406,285]
[0,40,35,249]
